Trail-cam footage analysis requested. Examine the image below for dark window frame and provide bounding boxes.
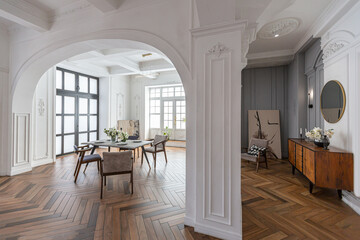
[56,67,99,156]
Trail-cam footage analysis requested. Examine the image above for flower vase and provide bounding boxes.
[322,136,330,150]
[111,136,117,142]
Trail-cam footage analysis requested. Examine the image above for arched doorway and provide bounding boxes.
[10,29,196,229]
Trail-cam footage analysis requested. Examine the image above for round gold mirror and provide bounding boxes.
[320,80,346,123]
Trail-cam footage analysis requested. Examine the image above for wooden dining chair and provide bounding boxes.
[73,145,102,183]
[142,135,168,168]
[241,138,268,172]
[100,151,133,199]
[128,135,140,160]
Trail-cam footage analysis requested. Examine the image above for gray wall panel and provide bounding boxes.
[241,66,288,158]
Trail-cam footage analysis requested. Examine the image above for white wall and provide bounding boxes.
[129,71,182,139]
[321,1,360,213]
[99,75,131,139]
[0,24,9,175]
[31,68,56,167]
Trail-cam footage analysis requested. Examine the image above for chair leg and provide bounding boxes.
[130,172,133,194]
[104,176,107,186]
[265,155,268,169]
[100,173,103,199]
[83,163,89,173]
[141,151,144,164]
[154,153,157,168]
[97,161,100,172]
[164,150,168,163]
[256,161,260,173]
[74,163,81,183]
[74,160,80,176]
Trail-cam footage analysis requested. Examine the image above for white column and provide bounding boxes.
[191,21,249,239]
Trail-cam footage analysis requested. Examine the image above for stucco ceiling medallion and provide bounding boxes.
[258,18,300,39]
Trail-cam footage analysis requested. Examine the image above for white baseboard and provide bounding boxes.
[31,158,54,167]
[10,163,32,176]
[194,222,242,240]
[184,216,194,227]
[343,191,360,215]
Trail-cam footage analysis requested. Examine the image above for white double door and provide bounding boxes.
[162,99,186,140]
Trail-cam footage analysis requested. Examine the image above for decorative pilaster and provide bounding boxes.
[190,20,253,240]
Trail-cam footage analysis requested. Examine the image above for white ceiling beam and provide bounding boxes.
[109,66,135,75]
[58,61,110,77]
[0,0,50,32]
[87,0,120,13]
[105,56,140,73]
[140,59,175,72]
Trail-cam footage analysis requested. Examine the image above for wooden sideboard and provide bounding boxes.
[288,138,353,198]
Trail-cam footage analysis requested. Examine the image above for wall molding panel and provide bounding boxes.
[12,113,32,175]
[204,50,231,224]
[32,69,55,167]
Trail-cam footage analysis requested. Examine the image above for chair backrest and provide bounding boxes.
[73,145,79,152]
[128,135,139,140]
[249,138,268,149]
[153,135,168,145]
[102,151,133,173]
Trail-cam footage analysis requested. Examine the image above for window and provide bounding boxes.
[56,68,99,155]
[149,85,186,133]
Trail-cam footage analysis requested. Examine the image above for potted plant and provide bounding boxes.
[104,127,120,142]
[162,126,172,140]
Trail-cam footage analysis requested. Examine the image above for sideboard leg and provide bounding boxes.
[292,165,295,175]
[309,182,313,193]
[337,190,342,199]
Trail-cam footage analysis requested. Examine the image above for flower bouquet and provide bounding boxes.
[119,131,129,142]
[104,127,120,142]
[305,127,334,150]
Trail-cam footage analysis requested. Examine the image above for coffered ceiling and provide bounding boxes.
[57,48,175,78]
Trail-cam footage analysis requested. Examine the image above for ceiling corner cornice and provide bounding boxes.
[294,0,359,53]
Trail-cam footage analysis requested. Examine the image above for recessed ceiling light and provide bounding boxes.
[274,34,279,38]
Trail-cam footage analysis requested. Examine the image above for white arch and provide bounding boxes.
[12,29,191,112]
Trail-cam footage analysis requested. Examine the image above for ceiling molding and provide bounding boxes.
[294,0,359,53]
[0,0,51,32]
[246,49,294,68]
[246,54,294,69]
[247,49,294,60]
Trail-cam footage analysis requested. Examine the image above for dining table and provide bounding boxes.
[83,139,153,169]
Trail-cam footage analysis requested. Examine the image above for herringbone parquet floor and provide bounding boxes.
[242,158,360,240]
[1,147,360,240]
[0,147,218,240]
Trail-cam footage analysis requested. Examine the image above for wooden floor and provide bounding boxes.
[242,158,360,240]
[1,148,360,239]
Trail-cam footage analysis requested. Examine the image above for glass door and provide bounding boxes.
[56,68,99,156]
[162,100,186,140]
[174,100,186,140]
